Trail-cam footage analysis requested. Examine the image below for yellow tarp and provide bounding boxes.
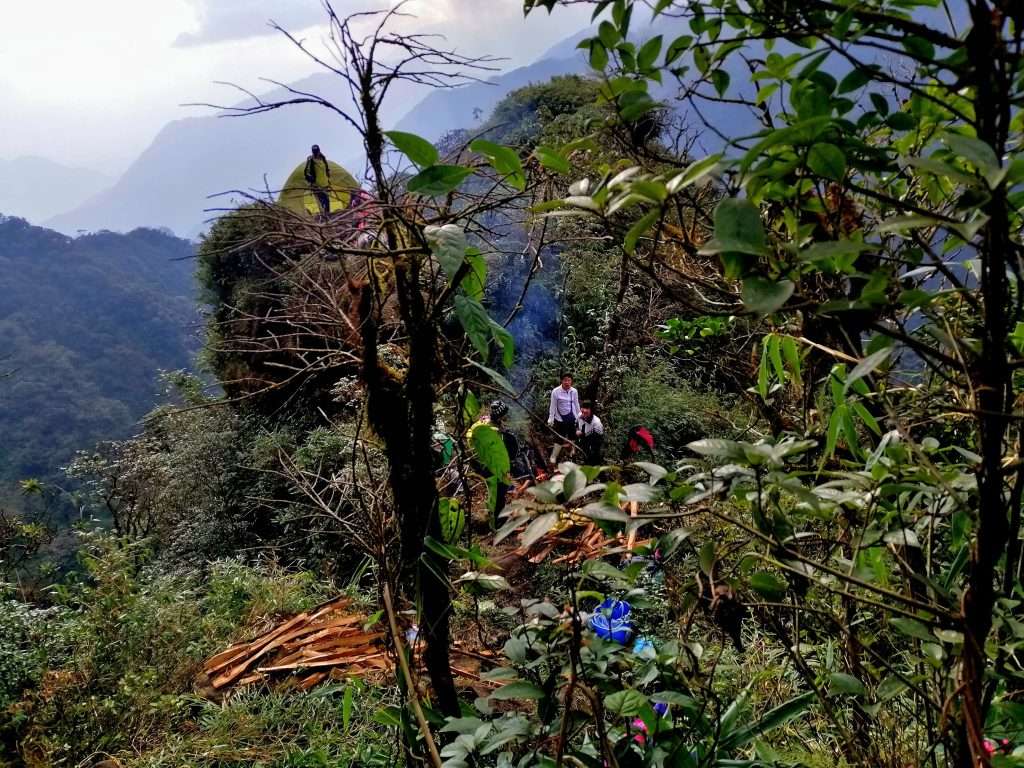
[278,159,360,216]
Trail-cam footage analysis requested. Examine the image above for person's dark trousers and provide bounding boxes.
[581,434,604,466]
[314,190,330,218]
[555,415,576,442]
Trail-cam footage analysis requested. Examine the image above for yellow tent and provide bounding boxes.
[278,159,360,216]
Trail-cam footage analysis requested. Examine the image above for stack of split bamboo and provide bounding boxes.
[523,519,651,566]
[201,596,388,693]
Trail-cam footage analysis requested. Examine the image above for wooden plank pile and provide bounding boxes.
[201,596,388,693]
[522,520,651,566]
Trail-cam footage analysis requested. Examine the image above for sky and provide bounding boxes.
[1,0,588,174]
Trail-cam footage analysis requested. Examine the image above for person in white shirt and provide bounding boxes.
[547,373,581,463]
[576,401,605,466]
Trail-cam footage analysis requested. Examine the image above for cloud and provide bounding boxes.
[174,0,338,47]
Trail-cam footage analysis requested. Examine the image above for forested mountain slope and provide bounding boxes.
[0,217,198,499]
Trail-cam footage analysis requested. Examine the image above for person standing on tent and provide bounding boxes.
[576,401,604,466]
[304,144,331,220]
[546,373,581,465]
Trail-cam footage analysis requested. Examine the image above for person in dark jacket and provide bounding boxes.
[304,144,331,220]
[576,401,605,466]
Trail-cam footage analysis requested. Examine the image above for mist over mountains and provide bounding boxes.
[44,44,590,239]
[0,157,111,224]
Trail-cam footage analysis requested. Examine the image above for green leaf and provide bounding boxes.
[722,692,815,750]
[468,360,516,396]
[637,35,663,71]
[665,34,693,66]
[890,617,934,642]
[407,165,474,196]
[589,39,609,71]
[624,208,660,254]
[844,347,890,393]
[828,673,866,696]
[807,142,847,180]
[472,424,510,479]
[837,68,871,94]
[489,319,515,369]
[470,139,526,191]
[521,512,558,549]
[781,335,802,382]
[491,681,546,700]
[749,571,788,600]
[701,198,767,256]
[598,20,619,48]
[688,438,746,461]
[943,133,999,171]
[619,90,658,121]
[605,689,648,716]
[533,146,570,174]
[373,705,404,727]
[384,130,439,169]
[342,684,354,732]
[463,248,487,301]
[699,540,716,576]
[439,497,465,544]
[425,224,467,277]
[666,154,721,193]
[742,277,794,315]
[886,111,917,131]
[711,69,731,97]
[455,294,494,360]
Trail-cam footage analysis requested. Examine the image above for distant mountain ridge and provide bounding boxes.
[45,43,593,238]
[0,156,110,225]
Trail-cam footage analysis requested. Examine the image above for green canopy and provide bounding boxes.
[278,159,360,216]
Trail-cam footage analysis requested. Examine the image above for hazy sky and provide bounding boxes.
[1,0,587,173]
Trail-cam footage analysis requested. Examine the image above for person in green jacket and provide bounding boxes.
[304,144,331,220]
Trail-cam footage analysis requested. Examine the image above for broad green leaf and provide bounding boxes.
[533,146,570,174]
[589,39,609,70]
[425,224,467,277]
[463,247,487,301]
[605,689,648,716]
[624,208,660,254]
[742,277,794,315]
[665,34,692,66]
[439,497,465,544]
[837,68,871,94]
[384,130,438,168]
[455,294,493,360]
[470,139,526,191]
[749,571,788,600]
[943,133,1000,173]
[828,672,866,696]
[491,681,546,700]
[637,35,663,71]
[699,540,716,576]
[807,142,846,180]
[521,512,558,549]
[701,198,767,256]
[688,438,746,461]
[472,424,510,479]
[667,154,721,193]
[407,165,473,196]
[890,617,934,642]
[373,705,404,727]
